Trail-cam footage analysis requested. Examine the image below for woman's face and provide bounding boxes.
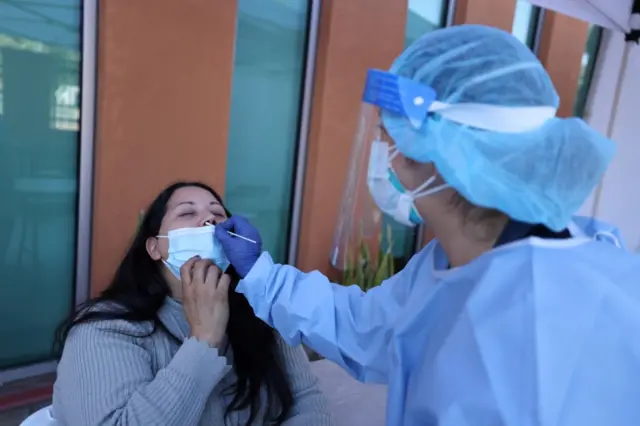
[146,186,228,262]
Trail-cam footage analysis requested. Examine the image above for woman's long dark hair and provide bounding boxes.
[54,181,293,425]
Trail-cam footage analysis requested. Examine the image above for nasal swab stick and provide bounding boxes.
[205,221,257,244]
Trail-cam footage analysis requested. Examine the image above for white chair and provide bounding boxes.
[19,405,61,426]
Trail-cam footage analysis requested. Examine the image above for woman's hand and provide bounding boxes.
[180,257,230,348]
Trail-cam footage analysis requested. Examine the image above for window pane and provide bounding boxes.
[512,0,540,48]
[573,25,602,117]
[224,0,309,262]
[385,1,448,267]
[0,1,81,369]
[406,0,447,47]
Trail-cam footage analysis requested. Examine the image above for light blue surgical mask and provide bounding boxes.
[157,225,230,279]
[367,140,448,227]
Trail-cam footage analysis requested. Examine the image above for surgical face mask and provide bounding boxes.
[157,224,230,279]
[367,140,448,227]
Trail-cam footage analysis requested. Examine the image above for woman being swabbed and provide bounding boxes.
[52,181,333,426]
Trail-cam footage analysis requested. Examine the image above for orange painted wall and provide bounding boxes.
[90,0,237,294]
[295,0,408,275]
[90,0,597,290]
[454,0,516,29]
[537,11,590,117]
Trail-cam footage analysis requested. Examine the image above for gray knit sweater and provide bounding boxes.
[52,297,334,426]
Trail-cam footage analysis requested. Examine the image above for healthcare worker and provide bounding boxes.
[216,25,640,425]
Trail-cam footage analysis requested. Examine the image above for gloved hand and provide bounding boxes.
[215,216,263,278]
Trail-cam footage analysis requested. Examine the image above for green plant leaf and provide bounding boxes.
[339,219,399,291]
[373,250,391,287]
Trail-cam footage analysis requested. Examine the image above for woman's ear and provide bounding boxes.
[146,237,162,261]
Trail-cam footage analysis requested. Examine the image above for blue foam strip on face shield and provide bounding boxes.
[362,69,436,129]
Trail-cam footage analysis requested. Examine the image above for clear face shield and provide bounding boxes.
[329,70,438,282]
[329,68,560,282]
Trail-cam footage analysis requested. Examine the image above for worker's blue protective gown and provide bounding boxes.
[236,217,640,425]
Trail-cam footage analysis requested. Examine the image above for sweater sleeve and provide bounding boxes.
[276,337,335,426]
[53,320,230,426]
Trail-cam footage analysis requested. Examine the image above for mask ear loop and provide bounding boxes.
[414,182,449,198]
[388,147,449,199]
[388,146,400,163]
[404,174,450,200]
[153,235,170,265]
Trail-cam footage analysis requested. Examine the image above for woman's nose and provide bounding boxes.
[201,214,216,226]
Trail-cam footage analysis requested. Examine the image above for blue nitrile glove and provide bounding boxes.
[215,216,263,278]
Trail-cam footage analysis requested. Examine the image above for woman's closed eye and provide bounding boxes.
[177,210,225,220]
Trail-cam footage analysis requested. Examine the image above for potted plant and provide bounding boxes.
[341,224,395,291]
[305,224,396,362]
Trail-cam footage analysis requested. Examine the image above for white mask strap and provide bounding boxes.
[408,176,450,199]
[388,145,400,162]
[415,183,449,198]
[410,175,436,195]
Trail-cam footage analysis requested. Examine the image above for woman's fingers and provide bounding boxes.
[203,264,221,290]
[192,259,213,286]
[179,256,200,287]
[182,262,230,348]
[216,274,231,301]
[181,258,228,308]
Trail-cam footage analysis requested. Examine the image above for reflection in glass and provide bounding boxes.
[512,0,541,48]
[406,0,447,47]
[0,0,81,369]
[224,0,309,262]
[385,0,448,268]
[574,26,602,117]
